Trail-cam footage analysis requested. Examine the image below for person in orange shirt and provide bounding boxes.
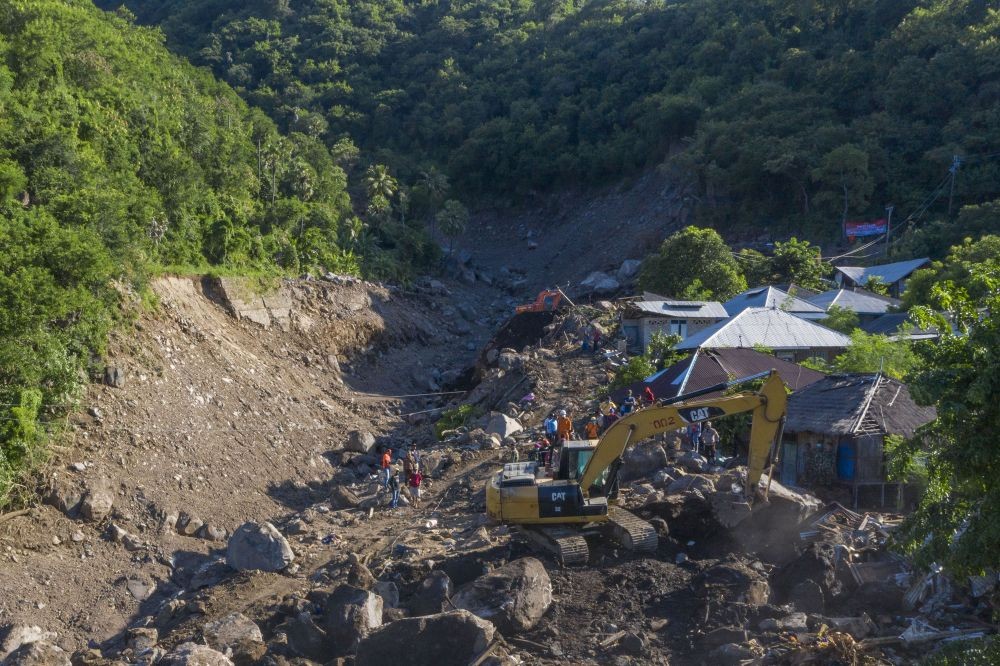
[380,447,392,489]
[584,417,599,440]
[556,409,573,444]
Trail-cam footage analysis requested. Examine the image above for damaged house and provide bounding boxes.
[781,373,937,507]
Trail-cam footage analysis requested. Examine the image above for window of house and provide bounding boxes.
[669,320,687,337]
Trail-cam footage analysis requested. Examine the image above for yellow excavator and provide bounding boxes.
[485,370,788,564]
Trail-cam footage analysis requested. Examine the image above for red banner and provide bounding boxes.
[845,218,887,238]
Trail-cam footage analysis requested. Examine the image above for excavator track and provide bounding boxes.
[607,506,658,553]
[518,525,589,566]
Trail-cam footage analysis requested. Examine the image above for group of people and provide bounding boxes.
[596,386,656,431]
[379,443,424,509]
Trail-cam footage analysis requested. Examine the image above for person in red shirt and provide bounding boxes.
[408,470,423,507]
[644,386,656,406]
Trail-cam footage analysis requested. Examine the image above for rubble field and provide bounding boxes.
[0,275,995,666]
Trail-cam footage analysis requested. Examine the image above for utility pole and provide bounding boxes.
[884,204,894,256]
[947,155,962,216]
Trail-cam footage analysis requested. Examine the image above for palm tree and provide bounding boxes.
[363,164,397,203]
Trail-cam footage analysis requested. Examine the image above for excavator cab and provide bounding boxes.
[556,441,610,496]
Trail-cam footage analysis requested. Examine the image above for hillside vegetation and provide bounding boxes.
[101,0,1000,242]
[0,0,435,505]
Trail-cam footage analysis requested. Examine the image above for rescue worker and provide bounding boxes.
[584,416,599,440]
[556,409,573,444]
[380,447,392,489]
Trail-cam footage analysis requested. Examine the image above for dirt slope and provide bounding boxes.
[0,274,498,648]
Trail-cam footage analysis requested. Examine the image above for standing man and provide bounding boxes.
[388,465,401,509]
[603,407,619,432]
[556,409,573,445]
[702,421,720,462]
[544,413,558,444]
[584,417,599,440]
[380,447,393,489]
[621,390,638,415]
[643,386,655,407]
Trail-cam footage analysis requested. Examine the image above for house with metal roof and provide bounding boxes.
[621,299,728,352]
[781,374,936,506]
[724,286,827,320]
[612,347,825,404]
[806,289,900,324]
[674,306,851,362]
[834,258,930,297]
[860,312,942,341]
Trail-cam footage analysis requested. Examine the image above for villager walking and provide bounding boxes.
[388,466,401,509]
[703,421,720,462]
[380,447,392,489]
[408,469,422,507]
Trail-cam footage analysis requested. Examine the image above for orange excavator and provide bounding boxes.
[515,289,564,314]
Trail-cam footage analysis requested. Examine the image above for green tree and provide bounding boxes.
[363,164,398,204]
[768,238,829,290]
[821,305,861,334]
[646,331,683,370]
[893,262,1000,575]
[832,330,920,380]
[436,199,469,255]
[903,235,1000,309]
[612,355,657,389]
[735,248,770,287]
[639,227,747,300]
[863,275,890,296]
[812,144,874,228]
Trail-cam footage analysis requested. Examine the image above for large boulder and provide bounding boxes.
[452,557,552,634]
[354,610,494,666]
[345,430,377,453]
[677,451,708,473]
[321,585,383,652]
[617,259,643,282]
[667,474,716,495]
[160,643,233,666]
[0,625,58,661]
[484,413,523,439]
[580,271,620,294]
[774,542,842,603]
[329,485,361,510]
[409,570,453,616]
[281,613,329,661]
[226,522,294,572]
[202,613,263,653]
[620,444,669,482]
[80,480,114,522]
[4,642,70,666]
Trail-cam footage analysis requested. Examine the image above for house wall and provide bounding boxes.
[782,431,886,485]
[622,316,723,352]
[774,347,845,364]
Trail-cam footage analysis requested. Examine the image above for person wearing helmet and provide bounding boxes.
[556,409,572,444]
[584,416,599,440]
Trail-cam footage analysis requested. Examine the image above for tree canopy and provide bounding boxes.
[639,226,747,300]
[95,0,1000,242]
[895,263,1000,574]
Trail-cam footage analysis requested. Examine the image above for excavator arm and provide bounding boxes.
[579,371,787,497]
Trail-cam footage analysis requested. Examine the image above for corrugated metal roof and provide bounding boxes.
[675,307,851,350]
[627,299,728,319]
[612,348,825,402]
[785,374,936,437]
[835,258,930,285]
[807,289,900,315]
[724,286,825,316]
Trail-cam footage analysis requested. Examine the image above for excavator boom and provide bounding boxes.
[579,371,787,495]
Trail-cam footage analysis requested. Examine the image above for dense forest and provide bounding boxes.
[98,0,1000,244]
